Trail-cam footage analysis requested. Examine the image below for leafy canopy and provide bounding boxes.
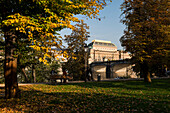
[120,0,169,64]
[1,0,112,64]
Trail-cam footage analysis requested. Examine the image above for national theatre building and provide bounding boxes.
[88,40,131,64]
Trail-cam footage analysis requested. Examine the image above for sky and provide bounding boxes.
[59,0,125,50]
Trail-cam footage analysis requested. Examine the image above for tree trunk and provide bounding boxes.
[141,61,151,83]
[32,64,36,83]
[145,71,151,83]
[84,52,87,82]
[21,67,29,83]
[4,31,20,99]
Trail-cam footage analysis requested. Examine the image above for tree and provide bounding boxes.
[0,0,109,98]
[0,30,5,83]
[17,49,40,83]
[120,0,170,82]
[64,21,89,80]
[31,58,60,83]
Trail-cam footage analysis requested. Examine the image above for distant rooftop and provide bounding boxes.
[88,39,116,47]
[92,39,111,43]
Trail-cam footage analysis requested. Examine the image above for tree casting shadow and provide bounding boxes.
[0,85,169,112]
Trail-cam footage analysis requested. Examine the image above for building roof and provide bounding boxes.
[89,39,116,47]
[92,39,111,43]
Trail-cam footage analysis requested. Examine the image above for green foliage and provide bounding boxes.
[0,0,107,79]
[0,0,107,64]
[0,0,110,98]
[64,54,85,80]
[120,0,170,77]
[64,21,89,80]
[17,58,60,83]
[0,79,169,112]
[0,30,4,83]
[35,60,60,83]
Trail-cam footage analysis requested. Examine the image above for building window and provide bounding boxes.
[99,42,102,45]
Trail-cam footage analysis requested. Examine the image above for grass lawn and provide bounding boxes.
[0,79,170,112]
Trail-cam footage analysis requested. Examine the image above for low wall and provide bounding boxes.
[91,63,137,80]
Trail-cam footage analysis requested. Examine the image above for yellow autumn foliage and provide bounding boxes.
[2,0,110,64]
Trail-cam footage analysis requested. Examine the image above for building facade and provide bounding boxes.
[88,40,131,64]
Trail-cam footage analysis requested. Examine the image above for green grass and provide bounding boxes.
[0,79,170,112]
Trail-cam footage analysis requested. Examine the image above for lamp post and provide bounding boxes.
[123,47,124,60]
[84,44,88,82]
[103,56,106,62]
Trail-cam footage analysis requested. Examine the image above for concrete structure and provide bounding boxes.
[50,40,134,80]
[87,40,135,80]
[88,40,131,64]
[90,60,137,80]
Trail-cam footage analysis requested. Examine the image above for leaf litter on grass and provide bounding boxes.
[0,79,169,112]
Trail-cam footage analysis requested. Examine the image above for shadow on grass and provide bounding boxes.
[67,78,170,91]
[0,84,169,112]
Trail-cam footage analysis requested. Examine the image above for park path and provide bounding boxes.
[0,77,169,87]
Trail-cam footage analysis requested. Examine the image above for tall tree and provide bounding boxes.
[0,0,109,98]
[64,21,89,80]
[0,30,5,83]
[120,0,170,82]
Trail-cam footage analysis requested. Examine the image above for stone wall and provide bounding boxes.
[91,63,137,80]
[91,65,106,80]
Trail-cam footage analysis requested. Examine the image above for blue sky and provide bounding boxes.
[59,0,125,50]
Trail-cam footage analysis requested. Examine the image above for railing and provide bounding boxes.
[90,59,132,67]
